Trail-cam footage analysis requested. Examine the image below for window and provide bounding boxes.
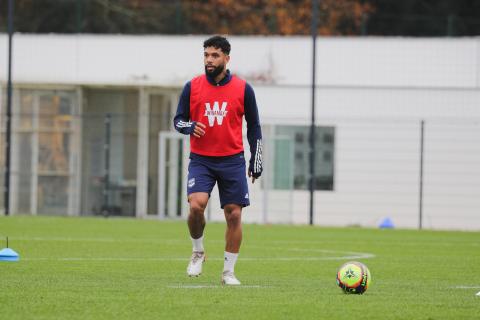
[8,89,77,215]
[81,89,138,216]
[273,125,334,191]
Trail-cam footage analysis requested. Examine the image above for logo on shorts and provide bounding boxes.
[204,101,228,127]
[188,178,195,188]
[245,193,249,199]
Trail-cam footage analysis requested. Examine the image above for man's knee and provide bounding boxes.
[189,194,208,216]
[224,205,242,226]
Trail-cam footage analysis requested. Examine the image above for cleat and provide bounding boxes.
[221,271,241,285]
[187,251,205,277]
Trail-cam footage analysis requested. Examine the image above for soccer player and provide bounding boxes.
[173,35,263,285]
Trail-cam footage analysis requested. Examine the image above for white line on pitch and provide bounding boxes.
[453,286,480,289]
[14,237,376,261]
[11,236,480,249]
[10,236,187,244]
[22,254,375,262]
[167,285,268,289]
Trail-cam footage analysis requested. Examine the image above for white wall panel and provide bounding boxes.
[1,35,479,89]
[422,122,480,230]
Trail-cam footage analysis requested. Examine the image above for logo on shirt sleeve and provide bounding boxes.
[204,102,228,127]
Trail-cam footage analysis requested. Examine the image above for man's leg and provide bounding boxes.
[215,153,249,285]
[222,204,243,285]
[224,204,242,253]
[188,192,209,239]
[187,192,209,277]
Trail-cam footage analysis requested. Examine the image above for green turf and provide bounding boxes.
[0,215,479,320]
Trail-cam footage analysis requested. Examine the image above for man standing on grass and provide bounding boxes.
[173,35,263,285]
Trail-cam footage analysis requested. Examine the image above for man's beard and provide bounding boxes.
[205,64,224,78]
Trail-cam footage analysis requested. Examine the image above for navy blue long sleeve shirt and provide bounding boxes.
[173,71,263,177]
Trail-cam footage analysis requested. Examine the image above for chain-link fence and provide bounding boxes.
[2,103,480,229]
[155,117,480,230]
[1,83,480,229]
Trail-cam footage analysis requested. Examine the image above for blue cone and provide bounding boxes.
[0,248,20,262]
[379,217,395,229]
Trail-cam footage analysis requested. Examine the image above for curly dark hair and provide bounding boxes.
[203,35,231,55]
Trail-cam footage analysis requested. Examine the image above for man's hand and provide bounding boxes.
[248,166,262,184]
[248,170,256,184]
[192,122,206,138]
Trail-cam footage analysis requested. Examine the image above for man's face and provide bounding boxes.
[204,46,230,78]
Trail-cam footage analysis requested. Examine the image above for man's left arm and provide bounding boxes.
[244,83,263,183]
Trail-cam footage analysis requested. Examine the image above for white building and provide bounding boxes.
[0,34,479,230]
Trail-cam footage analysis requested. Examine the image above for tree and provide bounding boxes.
[182,0,374,35]
[363,0,480,36]
[1,0,479,36]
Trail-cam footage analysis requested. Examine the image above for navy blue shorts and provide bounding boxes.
[187,152,250,209]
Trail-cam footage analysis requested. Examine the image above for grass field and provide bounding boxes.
[1,215,479,320]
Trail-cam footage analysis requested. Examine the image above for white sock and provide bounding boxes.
[223,251,238,273]
[191,235,204,252]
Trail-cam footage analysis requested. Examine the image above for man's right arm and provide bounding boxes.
[173,82,206,138]
[173,82,195,135]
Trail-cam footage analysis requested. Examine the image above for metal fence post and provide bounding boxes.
[4,0,14,216]
[419,119,425,229]
[102,113,111,217]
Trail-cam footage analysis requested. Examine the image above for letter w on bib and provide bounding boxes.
[204,102,228,127]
